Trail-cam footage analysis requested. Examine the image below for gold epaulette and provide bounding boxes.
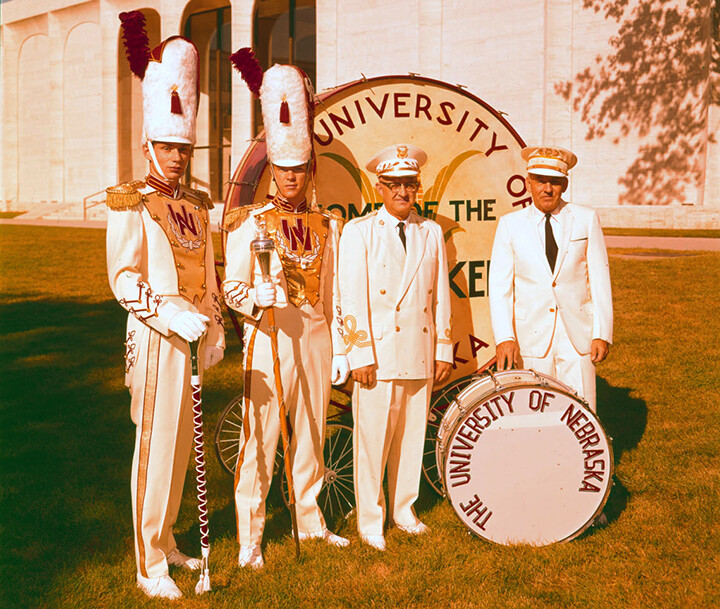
[180,186,214,210]
[105,180,145,210]
[224,202,266,231]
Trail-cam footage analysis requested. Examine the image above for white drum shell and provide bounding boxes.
[439,370,613,546]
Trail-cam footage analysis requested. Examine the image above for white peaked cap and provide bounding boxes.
[260,64,314,167]
[366,144,428,177]
[142,37,199,145]
[522,146,578,177]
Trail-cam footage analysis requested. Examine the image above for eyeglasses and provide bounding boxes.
[379,180,420,193]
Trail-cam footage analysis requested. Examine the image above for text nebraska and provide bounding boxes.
[561,403,608,493]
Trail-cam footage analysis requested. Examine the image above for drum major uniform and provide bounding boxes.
[107,18,224,601]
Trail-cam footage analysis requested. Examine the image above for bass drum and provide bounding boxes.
[437,370,613,546]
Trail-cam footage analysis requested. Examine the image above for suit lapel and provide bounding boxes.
[396,212,428,304]
[553,202,573,278]
[377,207,407,267]
[524,206,553,277]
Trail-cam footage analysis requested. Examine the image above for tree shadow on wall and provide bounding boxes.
[555,0,720,206]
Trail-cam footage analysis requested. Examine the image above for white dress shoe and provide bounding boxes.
[360,534,386,551]
[396,521,430,535]
[298,528,350,547]
[238,544,264,569]
[166,548,202,570]
[136,573,182,600]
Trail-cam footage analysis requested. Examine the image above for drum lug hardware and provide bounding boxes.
[486,369,504,392]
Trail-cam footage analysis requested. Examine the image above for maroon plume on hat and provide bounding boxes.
[119,10,151,79]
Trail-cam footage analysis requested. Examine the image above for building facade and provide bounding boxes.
[1,0,718,227]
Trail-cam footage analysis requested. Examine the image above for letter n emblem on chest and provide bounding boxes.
[281,217,312,253]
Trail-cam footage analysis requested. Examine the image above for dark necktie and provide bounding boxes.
[545,213,558,272]
[397,221,407,252]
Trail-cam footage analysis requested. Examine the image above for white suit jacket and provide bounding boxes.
[488,201,613,357]
[338,206,453,380]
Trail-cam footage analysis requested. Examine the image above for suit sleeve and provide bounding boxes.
[434,224,454,363]
[587,211,613,343]
[106,206,185,336]
[338,221,375,369]
[222,213,288,321]
[488,216,517,344]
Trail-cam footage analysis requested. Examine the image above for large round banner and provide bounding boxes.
[225,75,531,384]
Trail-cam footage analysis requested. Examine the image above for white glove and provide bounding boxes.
[168,311,209,342]
[204,345,224,370]
[331,355,350,385]
[254,282,277,308]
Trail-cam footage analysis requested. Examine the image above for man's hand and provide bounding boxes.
[591,339,610,364]
[254,282,277,308]
[351,364,376,388]
[169,311,209,342]
[331,355,350,385]
[434,361,452,384]
[204,345,224,370]
[496,339,522,371]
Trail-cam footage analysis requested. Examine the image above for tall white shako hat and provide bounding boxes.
[521,146,577,177]
[119,12,199,146]
[366,144,428,178]
[260,64,315,168]
[228,49,315,168]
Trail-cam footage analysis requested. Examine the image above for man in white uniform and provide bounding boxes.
[107,20,225,601]
[223,63,350,569]
[339,144,453,551]
[488,146,613,412]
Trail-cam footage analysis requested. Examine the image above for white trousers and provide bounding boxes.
[522,318,597,412]
[128,323,201,578]
[352,378,432,535]
[235,304,331,546]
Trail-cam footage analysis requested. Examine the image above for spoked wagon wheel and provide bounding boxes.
[280,421,355,524]
[423,375,478,495]
[214,393,245,476]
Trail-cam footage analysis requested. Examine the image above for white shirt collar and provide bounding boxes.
[378,205,410,227]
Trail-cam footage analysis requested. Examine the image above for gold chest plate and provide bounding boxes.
[144,191,208,304]
[260,208,329,307]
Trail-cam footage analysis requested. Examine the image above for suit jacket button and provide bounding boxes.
[549,307,555,312]
[380,289,386,295]
[428,289,433,294]
[423,327,428,333]
[396,305,400,312]
[395,326,400,332]
[423,307,427,313]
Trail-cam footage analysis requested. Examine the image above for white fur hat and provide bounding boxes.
[260,64,314,167]
[142,37,199,145]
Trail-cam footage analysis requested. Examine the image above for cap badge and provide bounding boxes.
[396,145,408,159]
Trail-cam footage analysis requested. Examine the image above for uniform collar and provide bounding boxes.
[531,200,567,224]
[272,194,308,213]
[146,173,179,199]
[378,204,411,227]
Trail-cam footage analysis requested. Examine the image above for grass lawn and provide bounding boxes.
[1,225,719,609]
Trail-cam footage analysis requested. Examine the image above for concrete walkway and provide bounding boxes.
[2,217,719,250]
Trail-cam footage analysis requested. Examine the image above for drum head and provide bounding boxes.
[224,75,528,387]
[443,374,613,546]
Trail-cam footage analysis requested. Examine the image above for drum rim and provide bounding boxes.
[439,374,615,546]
